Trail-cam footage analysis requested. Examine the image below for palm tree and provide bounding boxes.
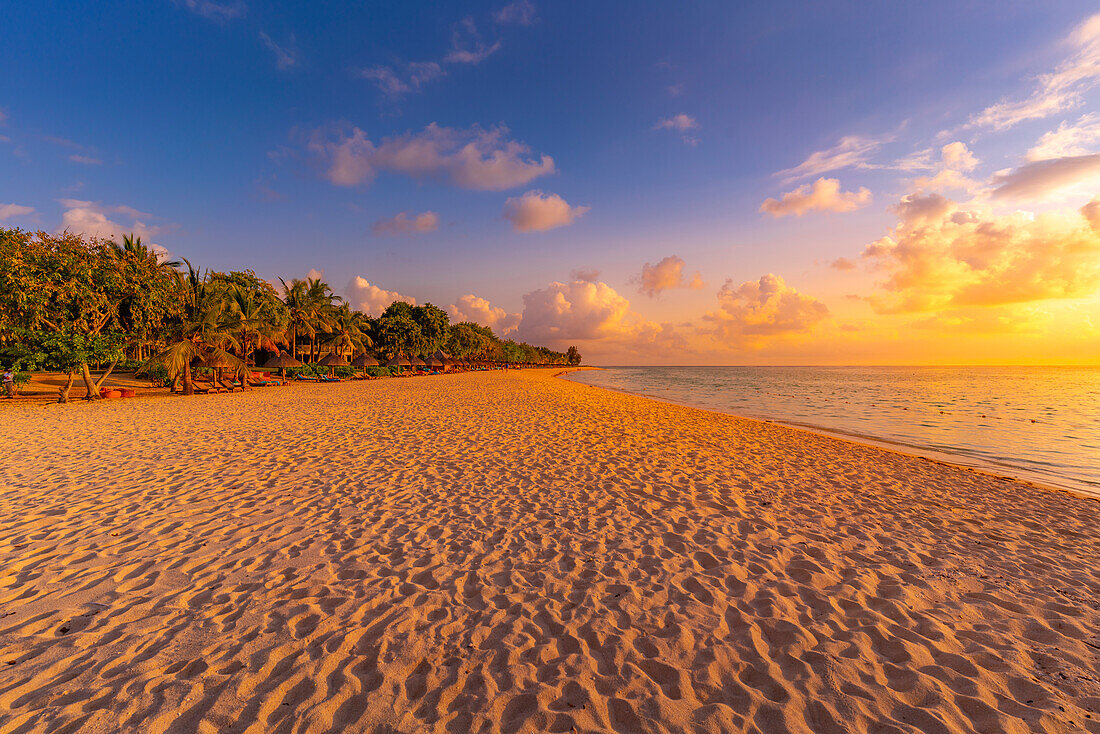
[304,277,338,362]
[227,284,285,370]
[142,260,241,395]
[325,303,372,358]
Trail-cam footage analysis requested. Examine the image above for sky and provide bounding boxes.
[3,1,1100,364]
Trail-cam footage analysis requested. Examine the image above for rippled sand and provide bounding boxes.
[1,370,1098,733]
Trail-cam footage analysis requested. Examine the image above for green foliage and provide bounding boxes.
[567,345,581,365]
[15,328,124,372]
[0,227,570,401]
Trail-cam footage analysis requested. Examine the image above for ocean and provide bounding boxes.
[564,366,1100,498]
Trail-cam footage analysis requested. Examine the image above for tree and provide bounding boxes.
[0,229,130,401]
[214,271,288,368]
[410,303,450,356]
[447,322,494,359]
[108,234,182,361]
[567,345,581,365]
[142,260,241,395]
[325,303,371,357]
[374,310,423,359]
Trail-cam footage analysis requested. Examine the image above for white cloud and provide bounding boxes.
[775,135,886,181]
[700,274,829,345]
[517,279,678,354]
[1027,114,1100,160]
[177,0,245,21]
[971,12,1100,130]
[308,123,555,191]
[448,294,521,335]
[495,0,537,26]
[344,276,416,317]
[259,31,298,70]
[636,255,704,297]
[990,153,1100,201]
[911,142,983,194]
[58,199,164,242]
[372,211,439,236]
[862,196,1100,312]
[445,18,501,64]
[655,114,697,131]
[359,62,444,97]
[502,190,588,232]
[760,177,872,217]
[0,203,34,221]
[69,154,102,165]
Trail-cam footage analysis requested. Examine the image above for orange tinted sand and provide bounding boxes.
[1,370,1098,733]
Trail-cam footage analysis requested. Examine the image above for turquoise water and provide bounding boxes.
[564,366,1100,498]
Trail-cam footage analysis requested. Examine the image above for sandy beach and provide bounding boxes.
[1,369,1097,733]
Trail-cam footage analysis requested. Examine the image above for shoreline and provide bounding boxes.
[560,368,1100,502]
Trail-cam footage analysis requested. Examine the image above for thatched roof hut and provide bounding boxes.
[264,352,302,370]
[318,352,347,367]
[351,353,379,367]
[386,355,412,367]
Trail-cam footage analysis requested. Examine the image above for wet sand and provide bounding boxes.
[1,369,1098,733]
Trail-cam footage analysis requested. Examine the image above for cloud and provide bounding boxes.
[1083,196,1100,229]
[358,62,444,97]
[0,203,34,221]
[990,153,1100,200]
[775,135,885,181]
[971,12,1100,130]
[1027,114,1100,160]
[177,0,245,21]
[445,18,501,64]
[344,276,416,317]
[862,196,1100,312]
[655,114,697,131]
[502,190,588,232]
[517,279,679,354]
[447,294,521,335]
[760,177,872,217]
[891,192,954,224]
[58,199,165,242]
[494,0,537,26]
[372,211,440,236]
[700,274,829,346]
[829,257,857,271]
[570,268,600,282]
[308,123,555,191]
[259,31,298,70]
[68,154,102,165]
[911,142,983,194]
[635,255,704,297]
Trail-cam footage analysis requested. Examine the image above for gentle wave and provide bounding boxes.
[565,366,1100,499]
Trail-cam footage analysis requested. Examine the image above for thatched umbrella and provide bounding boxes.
[264,351,302,380]
[205,352,240,387]
[351,353,379,367]
[432,349,454,370]
[423,355,443,371]
[318,351,347,377]
[386,355,412,370]
[351,353,378,377]
[409,356,426,372]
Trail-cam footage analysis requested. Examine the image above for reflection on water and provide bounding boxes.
[565,366,1100,498]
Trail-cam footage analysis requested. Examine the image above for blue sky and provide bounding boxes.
[3,1,1100,363]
